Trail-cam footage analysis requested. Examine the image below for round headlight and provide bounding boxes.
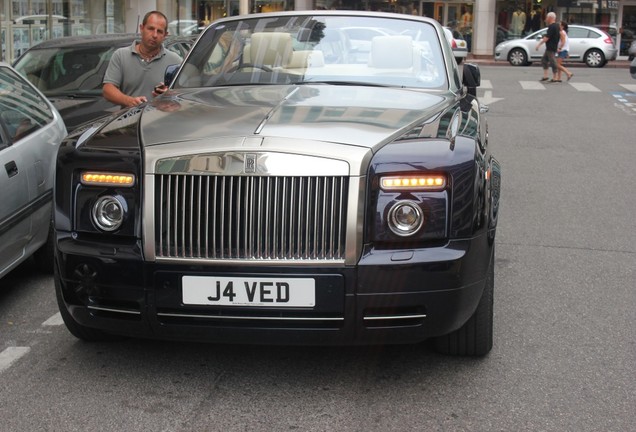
[91,195,126,232]
[388,201,424,237]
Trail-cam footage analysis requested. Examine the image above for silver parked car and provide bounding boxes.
[494,24,618,68]
[0,62,67,278]
[628,40,636,61]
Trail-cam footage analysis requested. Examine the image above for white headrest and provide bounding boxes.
[368,36,414,69]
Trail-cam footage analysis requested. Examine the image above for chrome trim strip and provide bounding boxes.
[157,312,344,321]
[87,306,142,315]
[145,139,371,176]
[345,176,364,266]
[363,314,427,321]
[155,256,346,267]
[155,151,350,176]
[143,174,156,261]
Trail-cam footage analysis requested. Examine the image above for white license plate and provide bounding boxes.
[182,276,315,307]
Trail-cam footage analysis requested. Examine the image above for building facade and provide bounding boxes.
[1,0,634,63]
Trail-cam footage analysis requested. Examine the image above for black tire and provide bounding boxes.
[508,48,528,66]
[33,220,55,273]
[585,49,605,68]
[54,263,122,342]
[434,248,494,356]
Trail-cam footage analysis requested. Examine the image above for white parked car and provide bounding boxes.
[494,24,618,68]
[443,27,468,64]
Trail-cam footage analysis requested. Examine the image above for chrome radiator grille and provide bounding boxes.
[155,175,348,260]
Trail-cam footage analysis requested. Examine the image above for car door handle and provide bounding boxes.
[5,161,18,178]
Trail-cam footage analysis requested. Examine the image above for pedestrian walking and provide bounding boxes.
[556,21,574,82]
[103,11,182,108]
[535,12,560,83]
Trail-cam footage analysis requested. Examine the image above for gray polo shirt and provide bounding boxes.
[103,41,182,101]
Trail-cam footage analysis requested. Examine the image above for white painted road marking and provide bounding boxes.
[568,82,601,92]
[520,81,546,90]
[480,90,504,105]
[480,79,493,89]
[42,312,63,326]
[0,347,31,374]
[620,84,636,93]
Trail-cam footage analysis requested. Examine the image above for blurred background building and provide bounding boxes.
[1,0,633,63]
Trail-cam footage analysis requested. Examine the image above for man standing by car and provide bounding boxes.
[103,11,181,108]
[535,12,560,83]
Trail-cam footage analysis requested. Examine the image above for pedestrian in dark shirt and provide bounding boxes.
[535,12,560,83]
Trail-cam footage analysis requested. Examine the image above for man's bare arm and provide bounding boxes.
[103,83,147,107]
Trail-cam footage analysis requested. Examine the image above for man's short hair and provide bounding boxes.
[547,12,557,20]
[142,11,168,30]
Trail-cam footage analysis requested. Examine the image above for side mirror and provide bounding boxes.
[462,62,480,97]
[164,64,180,87]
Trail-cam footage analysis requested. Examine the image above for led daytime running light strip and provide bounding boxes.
[81,172,135,187]
[381,176,445,190]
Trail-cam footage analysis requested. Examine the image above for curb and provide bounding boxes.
[466,58,631,68]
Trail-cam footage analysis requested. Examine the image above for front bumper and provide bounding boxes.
[55,231,493,345]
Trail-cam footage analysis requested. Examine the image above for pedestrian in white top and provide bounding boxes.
[556,21,574,82]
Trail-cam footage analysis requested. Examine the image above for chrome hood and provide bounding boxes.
[140,85,450,149]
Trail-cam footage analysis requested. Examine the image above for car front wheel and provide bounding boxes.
[585,49,606,67]
[433,247,494,356]
[508,48,528,66]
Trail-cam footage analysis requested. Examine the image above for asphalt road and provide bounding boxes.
[1,66,634,431]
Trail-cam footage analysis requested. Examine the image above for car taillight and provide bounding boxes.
[603,36,613,45]
[452,40,457,49]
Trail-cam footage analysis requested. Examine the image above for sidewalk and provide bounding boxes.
[466,55,631,68]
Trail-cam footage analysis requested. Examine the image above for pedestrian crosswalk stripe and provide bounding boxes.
[483,81,633,95]
[520,81,546,90]
[568,82,601,92]
[620,84,636,93]
[42,312,63,326]
[0,347,30,374]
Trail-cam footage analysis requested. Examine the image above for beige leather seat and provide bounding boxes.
[248,32,293,68]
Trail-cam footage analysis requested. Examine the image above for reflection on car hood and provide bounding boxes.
[50,96,120,131]
[140,85,449,148]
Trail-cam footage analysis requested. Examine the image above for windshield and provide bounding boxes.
[13,46,116,96]
[173,14,447,90]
